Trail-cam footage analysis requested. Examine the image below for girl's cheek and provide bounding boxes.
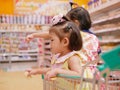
[51,43,53,46]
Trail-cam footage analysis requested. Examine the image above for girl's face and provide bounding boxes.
[50,33,62,54]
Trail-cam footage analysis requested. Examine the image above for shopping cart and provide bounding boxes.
[42,45,120,90]
[42,69,99,90]
[97,45,120,90]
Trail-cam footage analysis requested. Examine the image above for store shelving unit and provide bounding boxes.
[92,14,120,25]
[89,0,120,16]
[89,0,120,52]
[93,27,120,36]
[0,51,38,62]
[44,39,51,67]
[0,1,72,71]
[0,27,40,71]
[0,12,53,70]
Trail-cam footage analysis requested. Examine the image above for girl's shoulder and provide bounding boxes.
[80,31,100,46]
[68,53,81,61]
[80,31,98,40]
[55,51,80,63]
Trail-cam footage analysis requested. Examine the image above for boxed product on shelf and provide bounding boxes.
[0,14,53,25]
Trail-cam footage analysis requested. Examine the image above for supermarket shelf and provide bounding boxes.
[92,14,120,25]
[0,23,51,26]
[19,49,39,53]
[0,30,37,33]
[90,0,120,53]
[0,53,38,56]
[89,0,120,16]
[93,27,120,35]
[0,29,49,33]
[11,58,37,61]
[0,59,37,63]
[100,39,120,45]
[0,60,9,63]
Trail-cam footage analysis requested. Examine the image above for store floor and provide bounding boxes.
[0,71,43,90]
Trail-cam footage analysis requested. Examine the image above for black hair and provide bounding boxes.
[69,2,79,9]
[66,7,92,31]
[49,16,82,51]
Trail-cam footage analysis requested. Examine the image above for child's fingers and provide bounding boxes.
[46,77,56,81]
[24,71,32,78]
[24,68,33,77]
[25,35,33,43]
[25,68,32,72]
[25,37,31,43]
[45,74,56,81]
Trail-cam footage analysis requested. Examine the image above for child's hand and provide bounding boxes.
[25,34,34,43]
[24,71,32,78]
[45,68,58,80]
[25,68,38,76]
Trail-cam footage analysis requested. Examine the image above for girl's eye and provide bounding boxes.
[51,39,54,41]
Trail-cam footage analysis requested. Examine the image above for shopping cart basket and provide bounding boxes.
[42,73,99,90]
[42,59,99,90]
[42,45,120,90]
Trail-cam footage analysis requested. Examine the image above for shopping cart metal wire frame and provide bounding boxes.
[42,45,120,90]
[42,60,100,90]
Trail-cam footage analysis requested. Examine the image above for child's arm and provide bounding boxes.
[26,67,51,76]
[45,55,82,80]
[58,55,82,75]
[26,31,50,42]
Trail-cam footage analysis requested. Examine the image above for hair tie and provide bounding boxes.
[65,25,72,32]
[51,14,65,25]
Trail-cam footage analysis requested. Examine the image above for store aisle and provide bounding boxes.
[0,71,43,90]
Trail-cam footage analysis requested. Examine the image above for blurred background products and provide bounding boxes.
[0,0,120,90]
[0,0,120,71]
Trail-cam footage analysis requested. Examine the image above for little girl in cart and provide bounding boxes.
[26,16,94,90]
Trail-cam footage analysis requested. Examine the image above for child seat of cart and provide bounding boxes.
[42,45,120,80]
[97,45,120,76]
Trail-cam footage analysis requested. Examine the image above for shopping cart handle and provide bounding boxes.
[57,74,81,79]
[42,74,81,79]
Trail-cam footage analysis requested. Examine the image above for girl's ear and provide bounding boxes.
[62,37,69,46]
